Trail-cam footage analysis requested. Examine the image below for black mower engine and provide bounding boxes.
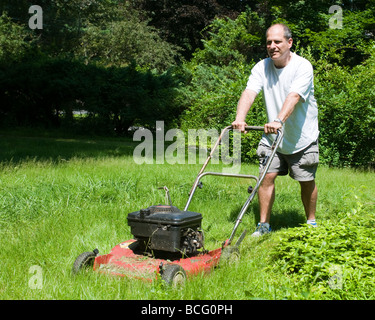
[127,204,204,256]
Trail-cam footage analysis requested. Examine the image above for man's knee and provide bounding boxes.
[262,173,278,187]
[299,179,316,190]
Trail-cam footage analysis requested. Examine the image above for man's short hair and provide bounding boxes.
[266,23,292,40]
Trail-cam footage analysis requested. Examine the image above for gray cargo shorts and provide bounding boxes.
[256,140,319,181]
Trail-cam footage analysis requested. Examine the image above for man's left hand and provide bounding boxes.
[264,121,283,134]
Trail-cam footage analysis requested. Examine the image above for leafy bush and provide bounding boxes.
[0,12,32,63]
[309,48,375,168]
[270,196,375,299]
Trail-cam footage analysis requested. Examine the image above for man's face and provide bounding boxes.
[266,26,293,63]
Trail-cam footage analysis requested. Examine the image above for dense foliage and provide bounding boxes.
[0,0,374,167]
[270,195,375,299]
[0,56,181,133]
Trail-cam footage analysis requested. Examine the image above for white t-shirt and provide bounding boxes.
[246,52,319,154]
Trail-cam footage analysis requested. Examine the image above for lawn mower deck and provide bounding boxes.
[93,239,225,285]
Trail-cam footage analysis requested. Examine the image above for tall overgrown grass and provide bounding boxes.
[0,131,374,300]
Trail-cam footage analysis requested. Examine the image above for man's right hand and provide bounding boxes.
[231,120,248,133]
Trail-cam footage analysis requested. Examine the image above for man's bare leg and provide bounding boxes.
[299,180,317,220]
[258,172,278,224]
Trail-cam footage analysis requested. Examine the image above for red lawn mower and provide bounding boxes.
[72,125,283,286]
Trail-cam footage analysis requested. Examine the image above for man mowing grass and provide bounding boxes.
[232,23,319,236]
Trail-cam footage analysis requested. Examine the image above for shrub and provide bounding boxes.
[270,196,375,299]
[310,49,375,168]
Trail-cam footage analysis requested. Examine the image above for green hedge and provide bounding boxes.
[0,56,181,135]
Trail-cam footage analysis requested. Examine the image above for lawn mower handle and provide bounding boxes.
[194,125,264,177]
[184,125,284,246]
[185,125,264,200]
[227,127,284,244]
[244,125,264,131]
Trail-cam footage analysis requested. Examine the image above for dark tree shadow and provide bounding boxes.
[0,133,139,164]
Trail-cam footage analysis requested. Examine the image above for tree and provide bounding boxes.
[0,12,32,63]
[270,0,375,66]
[129,0,255,59]
[77,7,179,70]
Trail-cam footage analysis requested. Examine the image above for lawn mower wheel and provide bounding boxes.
[161,264,187,287]
[72,249,98,275]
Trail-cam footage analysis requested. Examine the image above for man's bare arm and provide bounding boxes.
[264,92,301,134]
[232,89,258,132]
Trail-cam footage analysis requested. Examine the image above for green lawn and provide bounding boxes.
[1,130,374,300]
